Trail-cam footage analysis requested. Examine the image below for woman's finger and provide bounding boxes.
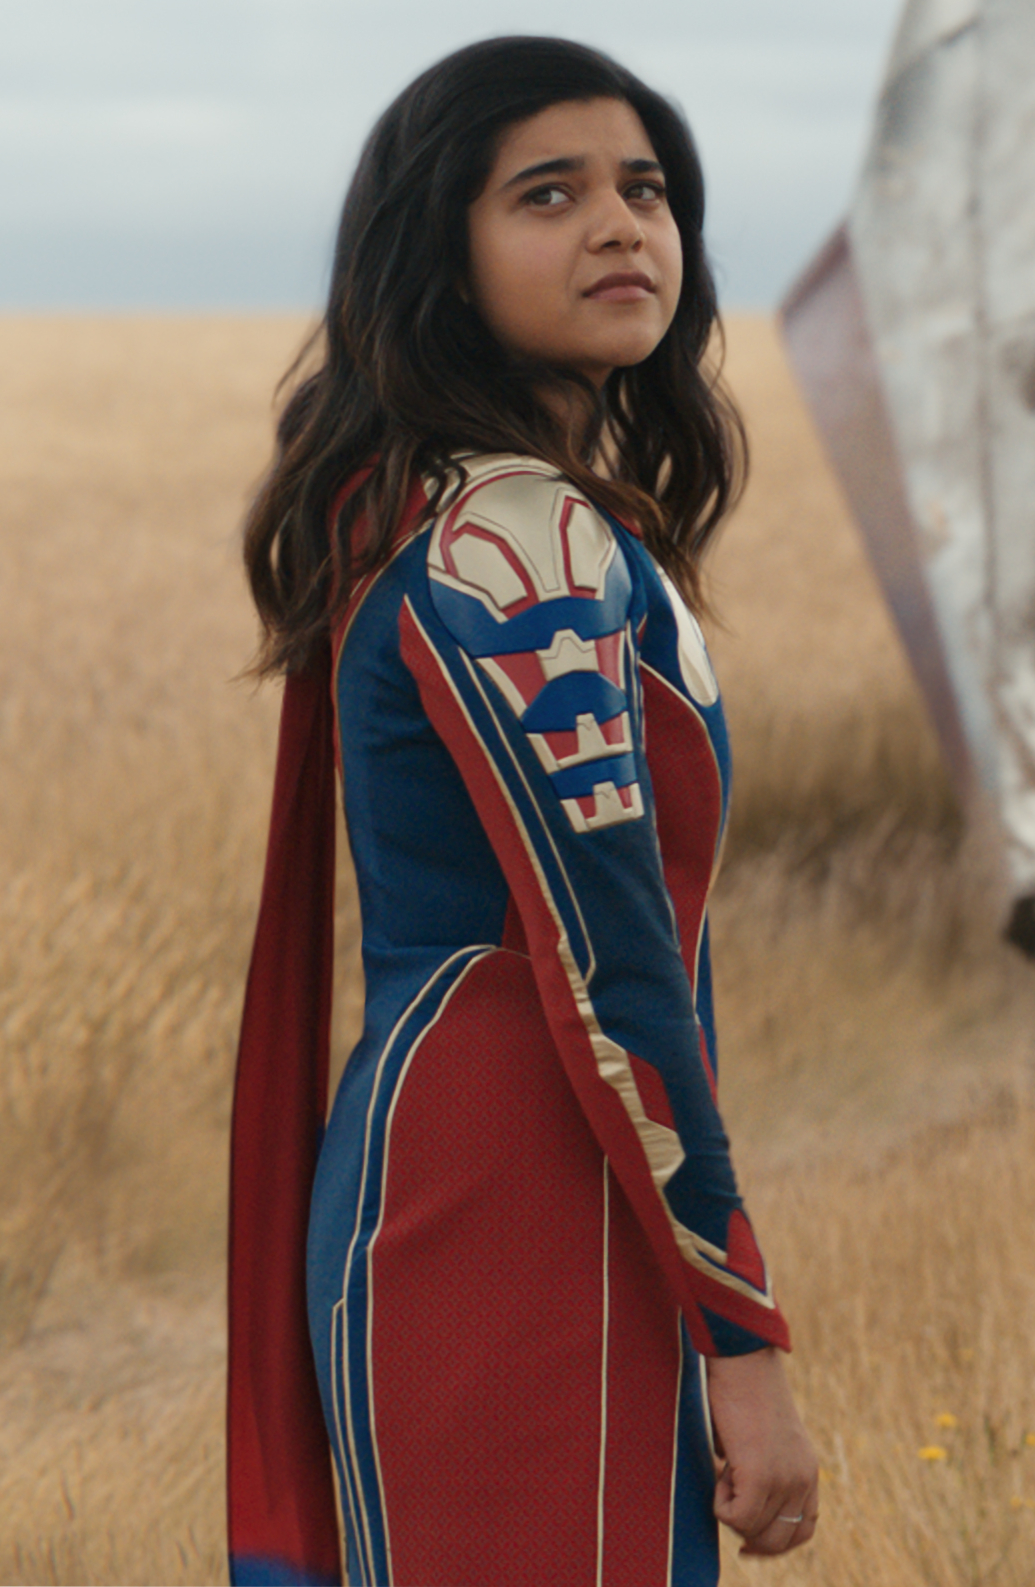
[739,1495,819,1556]
[712,1463,772,1539]
[714,1453,819,1541]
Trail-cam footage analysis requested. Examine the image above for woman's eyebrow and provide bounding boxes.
[503,156,585,188]
[503,154,663,189]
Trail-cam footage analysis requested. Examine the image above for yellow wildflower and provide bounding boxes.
[918,1446,948,1461]
[934,1413,958,1430]
[1009,1495,1035,1511]
[1025,1433,1035,1448]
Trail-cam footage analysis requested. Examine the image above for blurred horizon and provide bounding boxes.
[2,0,901,312]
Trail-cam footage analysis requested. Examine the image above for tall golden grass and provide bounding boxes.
[1,316,1033,1586]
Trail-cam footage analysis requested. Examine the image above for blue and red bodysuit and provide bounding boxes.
[227,455,789,1587]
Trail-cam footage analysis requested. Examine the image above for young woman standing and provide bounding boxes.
[229,36,818,1587]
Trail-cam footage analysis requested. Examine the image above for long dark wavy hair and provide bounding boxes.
[244,35,746,676]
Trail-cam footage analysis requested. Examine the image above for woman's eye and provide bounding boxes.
[524,185,570,208]
[627,182,666,204]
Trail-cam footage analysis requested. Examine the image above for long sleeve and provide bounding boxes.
[397,459,789,1357]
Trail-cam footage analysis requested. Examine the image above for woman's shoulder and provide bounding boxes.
[430,452,580,535]
[424,452,634,622]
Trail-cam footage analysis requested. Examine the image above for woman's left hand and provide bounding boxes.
[705,1346,819,1556]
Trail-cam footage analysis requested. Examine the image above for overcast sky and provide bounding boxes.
[2,0,903,310]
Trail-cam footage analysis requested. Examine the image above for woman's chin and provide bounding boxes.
[547,339,663,384]
[585,331,665,373]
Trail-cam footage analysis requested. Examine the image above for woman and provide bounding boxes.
[229,36,818,1587]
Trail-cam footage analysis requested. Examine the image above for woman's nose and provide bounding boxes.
[586,190,645,253]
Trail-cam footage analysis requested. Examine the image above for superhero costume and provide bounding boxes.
[228,455,789,1587]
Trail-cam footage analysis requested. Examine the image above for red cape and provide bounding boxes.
[226,644,343,1586]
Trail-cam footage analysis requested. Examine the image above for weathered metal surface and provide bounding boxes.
[780,0,1035,911]
[781,226,973,802]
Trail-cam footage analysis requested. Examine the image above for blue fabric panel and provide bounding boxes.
[230,1556,340,1586]
[308,947,491,1587]
[700,1304,775,1356]
[520,671,627,730]
[335,535,512,963]
[548,752,639,798]
[671,1323,720,1586]
[695,915,718,1077]
[430,551,631,655]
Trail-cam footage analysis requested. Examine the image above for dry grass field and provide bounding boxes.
[1,314,1033,1587]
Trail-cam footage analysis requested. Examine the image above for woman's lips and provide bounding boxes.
[584,271,656,302]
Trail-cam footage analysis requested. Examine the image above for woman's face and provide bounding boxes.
[466,97,683,387]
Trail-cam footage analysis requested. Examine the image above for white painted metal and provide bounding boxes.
[849,0,1035,894]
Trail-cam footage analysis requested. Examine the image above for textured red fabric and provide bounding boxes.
[227,647,342,1582]
[370,951,603,1587]
[724,1210,768,1293]
[639,668,722,996]
[602,1168,682,1587]
[501,893,529,955]
[629,1051,677,1131]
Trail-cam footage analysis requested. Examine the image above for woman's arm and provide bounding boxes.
[398,460,788,1357]
[399,463,819,1555]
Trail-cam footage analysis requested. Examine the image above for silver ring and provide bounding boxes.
[778,1514,804,1525]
